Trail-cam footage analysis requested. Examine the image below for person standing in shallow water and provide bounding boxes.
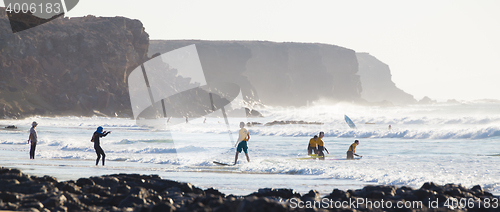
[234,122,250,165]
[28,121,38,159]
[316,132,329,160]
[308,135,318,155]
[91,126,111,166]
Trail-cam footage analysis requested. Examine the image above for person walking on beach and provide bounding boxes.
[91,126,111,166]
[347,140,362,160]
[316,132,329,159]
[234,122,250,165]
[308,135,318,155]
[27,121,38,159]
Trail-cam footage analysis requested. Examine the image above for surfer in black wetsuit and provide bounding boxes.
[91,126,111,166]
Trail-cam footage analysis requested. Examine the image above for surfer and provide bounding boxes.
[27,121,38,159]
[308,135,318,155]
[234,122,250,165]
[316,132,329,159]
[347,140,362,160]
[92,126,111,166]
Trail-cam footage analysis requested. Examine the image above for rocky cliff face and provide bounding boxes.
[356,53,416,105]
[0,9,414,119]
[149,40,363,107]
[0,9,149,118]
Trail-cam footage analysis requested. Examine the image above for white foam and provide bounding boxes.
[2,102,500,194]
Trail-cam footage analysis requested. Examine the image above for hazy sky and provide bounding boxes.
[4,0,500,101]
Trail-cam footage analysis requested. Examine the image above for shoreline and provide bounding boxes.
[1,166,498,211]
[0,150,371,196]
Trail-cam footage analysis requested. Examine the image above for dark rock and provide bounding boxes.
[41,194,67,208]
[413,189,435,200]
[421,182,440,190]
[249,188,301,199]
[325,188,350,200]
[20,201,44,210]
[4,167,500,212]
[116,185,131,194]
[444,187,464,197]
[366,190,386,199]
[53,206,68,212]
[0,173,31,183]
[483,191,494,197]
[90,176,119,189]
[76,178,94,187]
[108,195,126,207]
[118,195,147,208]
[0,192,23,203]
[300,189,320,203]
[59,182,81,194]
[79,193,101,205]
[205,187,225,198]
[129,187,149,199]
[150,202,175,212]
[471,185,483,193]
[363,185,397,196]
[245,122,262,127]
[3,202,20,210]
[238,196,288,212]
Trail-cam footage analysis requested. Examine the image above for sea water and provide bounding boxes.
[1,101,500,196]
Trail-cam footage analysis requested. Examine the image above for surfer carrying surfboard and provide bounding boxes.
[234,122,250,165]
[347,140,362,160]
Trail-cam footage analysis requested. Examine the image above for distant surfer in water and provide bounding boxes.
[308,135,318,155]
[234,122,250,165]
[28,121,38,159]
[316,132,329,159]
[91,126,111,166]
[347,140,362,160]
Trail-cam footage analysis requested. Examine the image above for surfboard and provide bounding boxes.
[296,155,333,160]
[213,161,234,166]
[344,115,356,129]
[477,154,500,157]
[326,157,362,160]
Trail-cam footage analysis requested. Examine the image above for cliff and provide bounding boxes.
[0,9,149,118]
[356,53,416,105]
[0,10,414,119]
[149,40,363,107]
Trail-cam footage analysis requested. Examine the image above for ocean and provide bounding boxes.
[1,101,500,196]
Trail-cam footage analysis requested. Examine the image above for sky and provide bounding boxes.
[3,0,500,101]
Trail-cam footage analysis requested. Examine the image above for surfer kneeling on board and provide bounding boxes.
[316,132,329,160]
[347,140,362,160]
[308,135,318,155]
[234,122,250,165]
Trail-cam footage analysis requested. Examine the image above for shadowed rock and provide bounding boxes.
[1,167,498,211]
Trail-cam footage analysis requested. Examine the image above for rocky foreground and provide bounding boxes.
[0,167,498,212]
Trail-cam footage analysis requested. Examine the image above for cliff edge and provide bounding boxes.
[149,40,363,107]
[357,52,416,105]
[0,9,149,118]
